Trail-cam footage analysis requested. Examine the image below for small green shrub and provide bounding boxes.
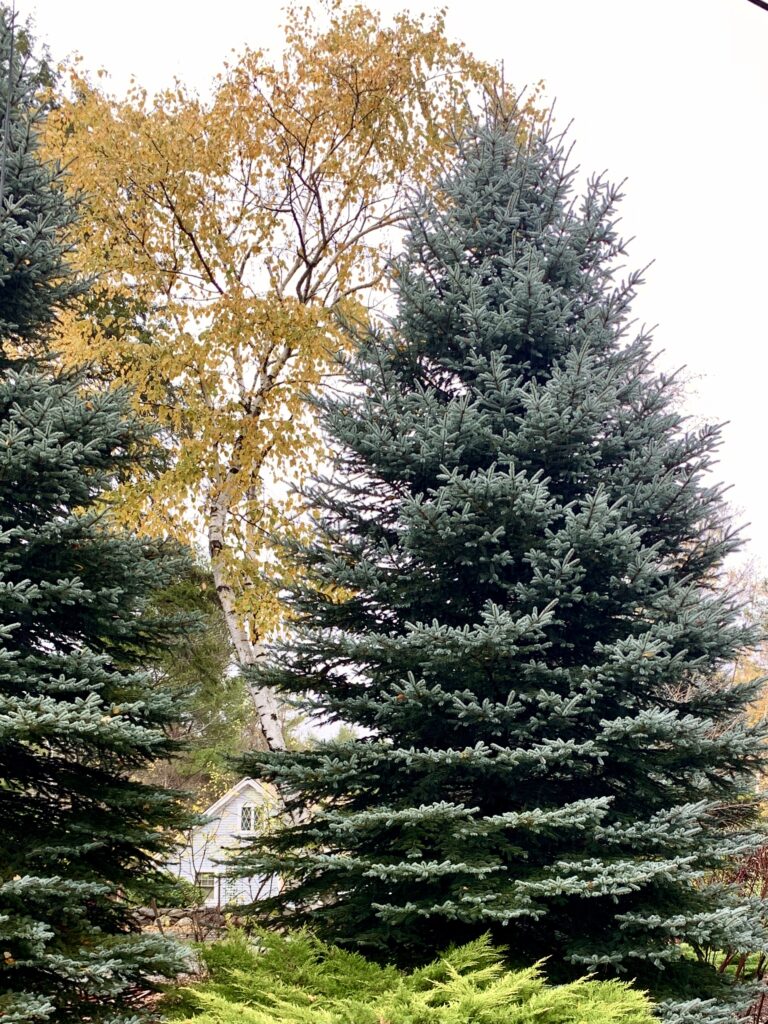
[167,929,655,1023]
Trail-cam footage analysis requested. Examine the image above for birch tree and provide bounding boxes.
[45,2,537,749]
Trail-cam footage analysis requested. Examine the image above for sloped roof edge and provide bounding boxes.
[201,777,269,819]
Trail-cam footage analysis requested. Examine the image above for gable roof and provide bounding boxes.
[202,777,270,819]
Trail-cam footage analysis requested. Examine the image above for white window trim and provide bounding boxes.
[240,803,257,834]
[195,871,216,901]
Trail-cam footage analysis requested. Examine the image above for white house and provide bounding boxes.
[167,777,281,908]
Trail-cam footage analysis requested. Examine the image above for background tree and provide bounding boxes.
[141,567,260,808]
[42,3,536,749]
[0,10,195,1020]
[235,113,768,1023]
[723,563,768,707]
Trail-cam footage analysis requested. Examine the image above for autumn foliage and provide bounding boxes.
[43,2,541,747]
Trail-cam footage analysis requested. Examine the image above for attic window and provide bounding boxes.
[240,804,256,833]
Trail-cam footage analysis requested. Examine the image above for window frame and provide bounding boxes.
[195,871,216,902]
[240,803,257,834]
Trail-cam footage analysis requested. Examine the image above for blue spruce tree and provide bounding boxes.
[0,10,194,1021]
[237,110,768,1023]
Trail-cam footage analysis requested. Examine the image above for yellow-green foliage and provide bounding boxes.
[169,930,655,1024]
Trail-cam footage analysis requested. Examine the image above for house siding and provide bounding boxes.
[168,779,280,908]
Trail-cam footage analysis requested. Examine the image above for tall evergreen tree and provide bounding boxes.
[237,111,768,1023]
[0,10,194,1021]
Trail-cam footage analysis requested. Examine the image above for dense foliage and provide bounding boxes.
[235,111,768,1022]
[170,930,656,1024]
[143,568,257,808]
[0,9,195,1021]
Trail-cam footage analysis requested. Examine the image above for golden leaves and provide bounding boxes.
[43,2,537,643]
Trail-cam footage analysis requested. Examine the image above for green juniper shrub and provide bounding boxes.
[168,930,656,1024]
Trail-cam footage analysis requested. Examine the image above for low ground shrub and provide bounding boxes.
[166,929,655,1023]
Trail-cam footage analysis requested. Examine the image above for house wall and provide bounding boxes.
[168,782,280,908]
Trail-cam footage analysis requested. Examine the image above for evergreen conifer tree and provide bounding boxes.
[0,10,194,1021]
[237,110,768,1023]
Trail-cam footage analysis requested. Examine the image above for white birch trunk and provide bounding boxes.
[208,492,287,752]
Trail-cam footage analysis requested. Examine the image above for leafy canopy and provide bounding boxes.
[43,2,528,641]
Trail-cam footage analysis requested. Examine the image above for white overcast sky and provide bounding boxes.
[17,0,768,567]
